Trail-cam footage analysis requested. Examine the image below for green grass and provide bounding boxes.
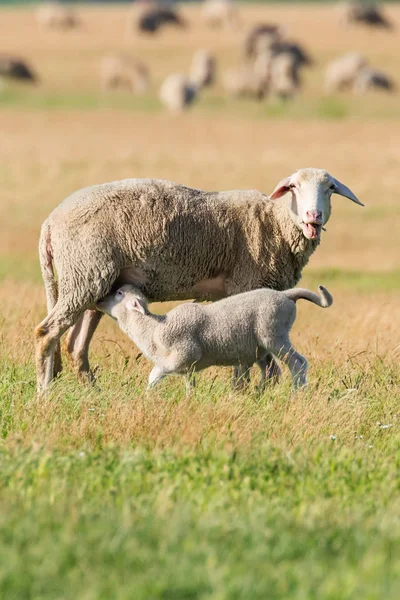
[2,85,400,121]
[0,442,399,600]
[0,355,399,599]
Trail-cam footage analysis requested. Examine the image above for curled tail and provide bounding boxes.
[39,222,58,313]
[283,285,333,308]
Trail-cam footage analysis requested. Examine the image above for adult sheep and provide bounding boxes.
[35,169,363,392]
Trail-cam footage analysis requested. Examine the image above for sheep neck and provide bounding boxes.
[117,310,164,356]
[262,198,320,287]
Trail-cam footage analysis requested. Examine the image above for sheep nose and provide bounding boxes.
[306,210,322,223]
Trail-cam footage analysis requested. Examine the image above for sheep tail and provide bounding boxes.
[283,285,333,308]
[39,222,58,312]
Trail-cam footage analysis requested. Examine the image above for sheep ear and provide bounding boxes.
[269,176,292,199]
[126,299,146,315]
[331,178,364,206]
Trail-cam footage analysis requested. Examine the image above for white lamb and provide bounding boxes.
[97,284,333,391]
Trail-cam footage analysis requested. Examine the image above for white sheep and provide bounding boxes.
[159,73,197,112]
[325,53,368,93]
[97,284,333,391]
[34,168,363,393]
[202,0,240,30]
[36,2,79,30]
[223,60,269,99]
[101,55,150,94]
[189,50,216,89]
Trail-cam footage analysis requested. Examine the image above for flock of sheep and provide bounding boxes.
[0,0,396,111]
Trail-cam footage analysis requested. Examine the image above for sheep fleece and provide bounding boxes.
[43,178,319,306]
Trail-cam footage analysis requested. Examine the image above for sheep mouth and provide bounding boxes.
[301,222,322,240]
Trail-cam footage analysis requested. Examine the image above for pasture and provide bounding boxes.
[0,3,400,598]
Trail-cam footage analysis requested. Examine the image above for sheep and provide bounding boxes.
[0,55,37,83]
[159,73,197,112]
[34,168,363,393]
[97,284,333,391]
[354,67,395,94]
[136,4,186,34]
[189,50,216,89]
[202,0,240,30]
[269,52,300,100]
[223,63,266,99]
[325,52,368,93]
[341,1,393,30]
[224,51,303,101]
[270,41,313,70]
[244,24,281,60]
[101,56,150,94]
[37,2,79,30]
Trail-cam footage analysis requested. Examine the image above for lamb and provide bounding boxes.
[37,2,79,30]
[159,73,197,112]
[34,168,363,393]
[189,50,216,89]
[97,284,333,391]
[101,56,150,94]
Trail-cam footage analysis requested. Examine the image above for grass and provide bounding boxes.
[0,356,399,599]
[1,3,400,597]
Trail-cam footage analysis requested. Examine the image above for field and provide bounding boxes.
[1,3,400,598]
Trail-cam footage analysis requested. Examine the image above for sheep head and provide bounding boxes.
[97,285,148,320]
[269,168,363,240]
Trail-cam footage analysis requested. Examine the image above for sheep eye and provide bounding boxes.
[116,290,123,297]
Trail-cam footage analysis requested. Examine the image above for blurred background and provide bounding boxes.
[0,0,399,360]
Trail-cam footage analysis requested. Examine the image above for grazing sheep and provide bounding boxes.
[189,50,216,89]
[97,284,333,391]
[37,2,79,30]
[244,24,281,60]
[325,52,368,93]
[0,55,37,83]
[341,1,393,30]
[101,56,150,94]
[202,0,240,29]
[35,168,363,393]
[270,41,313,69]
[354,67,395,94]
[159,73,197,112]
[136,5,185,34]
[223,61,269,99]
[269,52,300,100]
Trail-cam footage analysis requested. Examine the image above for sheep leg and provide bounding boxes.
[232,364,251,391]
[65,309,103,382]
[279,344,308,389]
[147,365,170,389]
[35,305,82,394]
[256,354,282,388]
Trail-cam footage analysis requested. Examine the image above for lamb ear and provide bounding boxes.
[126,299,146,315]
[269,176,292,200]
[331,178,364,206]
